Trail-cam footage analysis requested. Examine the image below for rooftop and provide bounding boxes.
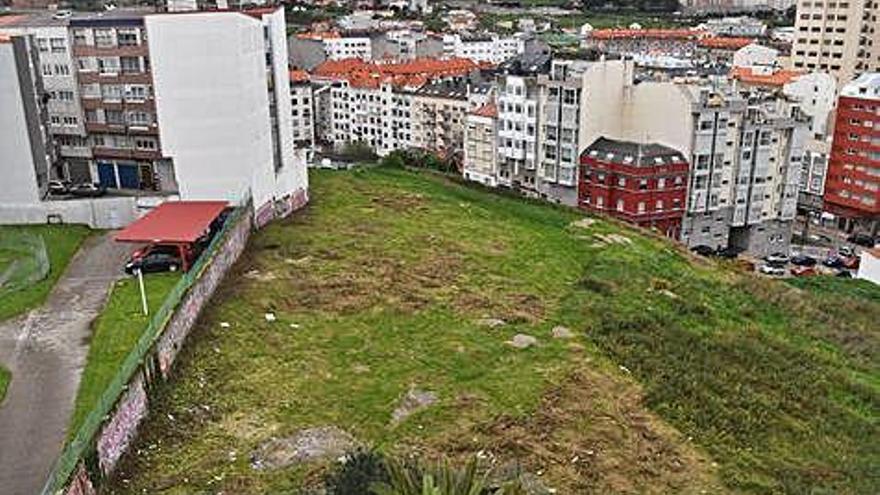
[313,57,486,90]
[583,137,686,167]
[731,66,805,88]
[589,28,700,40]
[698,37,755,50]
[471,102,497,118]
[841,72,880,100]
[115,200,228,244]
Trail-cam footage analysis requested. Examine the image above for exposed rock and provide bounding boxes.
[477,317,506,328]
[391,387,438,425]
[250,426,358,470]
[570,218,597,229]
[264,313,276,322]
[508,334,538,349]
[659,289,679,299]
[352,364,371,374]
[551,326,574,339]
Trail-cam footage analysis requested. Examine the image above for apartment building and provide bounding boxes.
[312,57,482,157]
[824,73,880,233]
[579,138,690,239]
[791,0,880,84]
[536,59,590,206]
[495,53,551,195]
[1,7,307,226]
[290,69,315,152]
[0,34,51,205]
[442,33,525,64]
[463,102,499,186]
[0,14,89,182]
[410,81,492,163]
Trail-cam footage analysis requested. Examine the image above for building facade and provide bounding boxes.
[442,33,525,64]
[463,102,498,186]
[579,138,690,238]
[791,0,880,84]
[824,73,880,233]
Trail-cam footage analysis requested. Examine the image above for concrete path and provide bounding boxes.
[0,232,130,495]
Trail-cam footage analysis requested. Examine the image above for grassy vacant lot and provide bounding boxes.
[110,168,878,495]
[69,273,180,437]
[0,365,9,404]
[0,225,92,322]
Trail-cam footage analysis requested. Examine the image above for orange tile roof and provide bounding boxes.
[289,69,310,83]
[731,66,806,87]
[698,37,755,49]
[312,57,486,90]
[296,31,341,40]
[590,28,701,40]
[0,15,27,26]
[471,102,497,118]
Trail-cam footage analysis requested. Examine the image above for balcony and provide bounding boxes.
[85,122,158,135]
[73,43,148,58]
[76,71,151,85]
[92,146,162,161]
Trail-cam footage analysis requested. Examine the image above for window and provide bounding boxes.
[120,57,140,73]
[105,110,125,125]
[639,179,648,190]
[125,85,147,101]
[97,57,120,75]
[616,199,625,212]
[117,29,138,46]
[101,84,123,101]
[617,176,626,187]
[658,177,666,189]
[656,200,664,211]
[54,64,70,76]
[49,37,66,53]
[637,202,645,213]
[94,29,114,48]
[135,138,156,150]
[62,116,77,126]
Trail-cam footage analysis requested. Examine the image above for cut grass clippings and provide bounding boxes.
[107,168,879,495]
[0,224,92,322]
[68,272,180,438]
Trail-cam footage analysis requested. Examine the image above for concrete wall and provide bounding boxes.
[857,251,880,285]
[0,197,143,229]
[0,38,42,205]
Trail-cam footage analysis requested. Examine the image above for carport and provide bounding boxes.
[114,200,228,272]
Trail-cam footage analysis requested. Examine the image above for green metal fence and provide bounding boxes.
[41,201,250,495]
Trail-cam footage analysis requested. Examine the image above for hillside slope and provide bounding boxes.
[110,168,879,495]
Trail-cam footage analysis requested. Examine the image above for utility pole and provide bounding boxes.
[136,268,148,316]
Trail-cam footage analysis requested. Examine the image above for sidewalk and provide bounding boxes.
[0,232,130,495]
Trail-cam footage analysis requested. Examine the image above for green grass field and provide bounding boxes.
[0,225,92,322]
[108,168,879,495]
[68,272,180,437]
[0,365,9,404]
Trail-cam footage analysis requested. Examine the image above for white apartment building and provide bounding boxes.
[791,0,880,84]
[327,80,415,157]
[442,33,524,64]
[800,138,831,199]
[536,59,591,206]
[783,71,837,138]
[732,43,779,69]
[290,70,315,153]
[702,16,768,37]
[325,36,372,61]
[496,74,540,193]
[0,34,51,205]
[463,102,498,186]
[0,14,90,182]
[146,7,307,224]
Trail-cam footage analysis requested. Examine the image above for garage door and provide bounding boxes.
[97,162,117,189]
[117,164,140,189]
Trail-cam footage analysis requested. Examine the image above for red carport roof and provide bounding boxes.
[115,200,228,244]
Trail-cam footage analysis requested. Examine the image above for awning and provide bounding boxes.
[115,200,228,244]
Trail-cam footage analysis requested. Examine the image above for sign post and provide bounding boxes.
[136,268,148,316]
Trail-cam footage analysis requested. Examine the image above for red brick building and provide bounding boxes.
[578,137,689,238]
[824,73,880,234]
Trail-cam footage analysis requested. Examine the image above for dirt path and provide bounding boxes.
[0,232,130,495]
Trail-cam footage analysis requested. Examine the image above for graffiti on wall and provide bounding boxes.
[96,375,147,475]
[157,211,252,377]
[63,463,95,495]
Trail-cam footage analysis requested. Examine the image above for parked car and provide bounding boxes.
[715,246,741,259]
[764,252,790,266]
[127,243,198,271]
[838,246,855,258]
[836,270,853,278]
[847,232,876,248]
[691,245,716,257]
[69,182,107,197]
[48,180,71,196]
[790,266,817,277]
[124,252,182,275]
[790,254,818,266]
[758,264,786,276]
[824,255,845,268]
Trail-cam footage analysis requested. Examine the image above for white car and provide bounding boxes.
[758,264,785,276]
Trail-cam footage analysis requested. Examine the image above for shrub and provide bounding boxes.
[324,449,390,495]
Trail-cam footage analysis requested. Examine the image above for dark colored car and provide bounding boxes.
[790,254,817,266]
[69,182,107,197]
[824,255,845,268]
[124,252,182,275]
[691,245,716,257]
[714,246,741,259]
[847,233,876,248]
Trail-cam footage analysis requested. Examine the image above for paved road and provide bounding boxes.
[0,232,130,495]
